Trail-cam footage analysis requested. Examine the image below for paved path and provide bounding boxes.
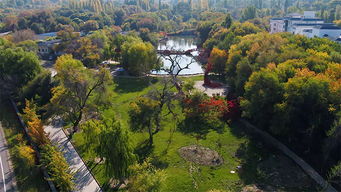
[0,123,16,192]
[44,119,101,192]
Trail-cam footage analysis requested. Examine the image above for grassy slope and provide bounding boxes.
[0,98,50,192]
[73,76,268,191]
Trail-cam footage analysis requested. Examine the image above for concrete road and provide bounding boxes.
[0,123,16,192]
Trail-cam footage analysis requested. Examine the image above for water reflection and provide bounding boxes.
[152,36,204,75]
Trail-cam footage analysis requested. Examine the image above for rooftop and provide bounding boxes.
[37,39,62,45]
[293,23,334,26]
[314,25,341,30]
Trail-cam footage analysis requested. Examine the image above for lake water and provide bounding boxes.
[152,36,204,75]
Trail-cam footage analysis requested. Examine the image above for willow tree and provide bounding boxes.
[81,117,135,187]
[101,118,135,186]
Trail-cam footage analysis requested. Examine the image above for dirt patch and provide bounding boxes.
[178,145,223,166]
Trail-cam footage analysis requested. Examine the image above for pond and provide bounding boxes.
[152,36,204,75]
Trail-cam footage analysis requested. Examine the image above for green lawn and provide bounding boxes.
[73,76,316,192]
[0,98,50,192]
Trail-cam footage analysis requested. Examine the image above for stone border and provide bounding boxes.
[240,119,337,192]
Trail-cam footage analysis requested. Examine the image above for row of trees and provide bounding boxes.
[49,54,166,190]
[22,100,74,191]
[0,33,167,190]
[0,37,75,190]
[1,0,340,35]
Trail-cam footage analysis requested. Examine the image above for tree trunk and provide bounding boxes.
[154,108,162,135]
[72,110,83,136]
[148,122,153,146]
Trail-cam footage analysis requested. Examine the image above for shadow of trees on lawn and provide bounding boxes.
[233,121,319,192]
[134,139,154,162]
[114,76,158,93]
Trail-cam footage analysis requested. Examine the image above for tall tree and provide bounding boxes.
[129,97,159,146]
[241,6,257,21]
[222,13,233,29]
[50,54,111,135]
[99,117,136,186]
[121,40,160,76]
[0,47,41,95]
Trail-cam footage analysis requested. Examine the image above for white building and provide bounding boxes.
[270,11,341,42]
[270,11,323,34]
[287,18,324,33]
[312,25,341,40]
[270,18,287,33]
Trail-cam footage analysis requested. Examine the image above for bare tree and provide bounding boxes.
[159,49,195,95]
[12,29,35,43]
[147,78,178,134]
[144,49,195,136]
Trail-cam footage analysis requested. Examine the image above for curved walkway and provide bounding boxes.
[240,120,337,192]
[44,119,101,192]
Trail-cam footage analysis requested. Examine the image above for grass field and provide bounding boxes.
[73,76,317,192]
[0,98,50,192]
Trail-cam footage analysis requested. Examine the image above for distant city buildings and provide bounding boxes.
[270,11,341,42]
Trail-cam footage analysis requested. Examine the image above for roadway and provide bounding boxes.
[0,122,16,192]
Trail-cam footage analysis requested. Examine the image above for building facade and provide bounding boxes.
[270,11,341,42]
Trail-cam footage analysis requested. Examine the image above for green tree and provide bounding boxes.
[241,6,257,21]
[271,69,334,146]
[72,37,101,67]
[21,70,53,106]
[40,144,74,192]
[128,158,166,192]
[80,20,99,32]
[121,40,160,76]
[197,21,215,44]
[222,13,232,28]
[129,97,160,146]
[99,117,136,186]
[0,47,41,94]
[17,40,38,53]
[50,54,112,135]
[241,68,284,129]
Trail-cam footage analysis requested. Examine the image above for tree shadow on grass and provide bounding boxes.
[114,76,158,93]
[235,133,319,191]
[134,139,154,162]
[228,121,249,138]
[235,139,270,185]
[177,117,227,138]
